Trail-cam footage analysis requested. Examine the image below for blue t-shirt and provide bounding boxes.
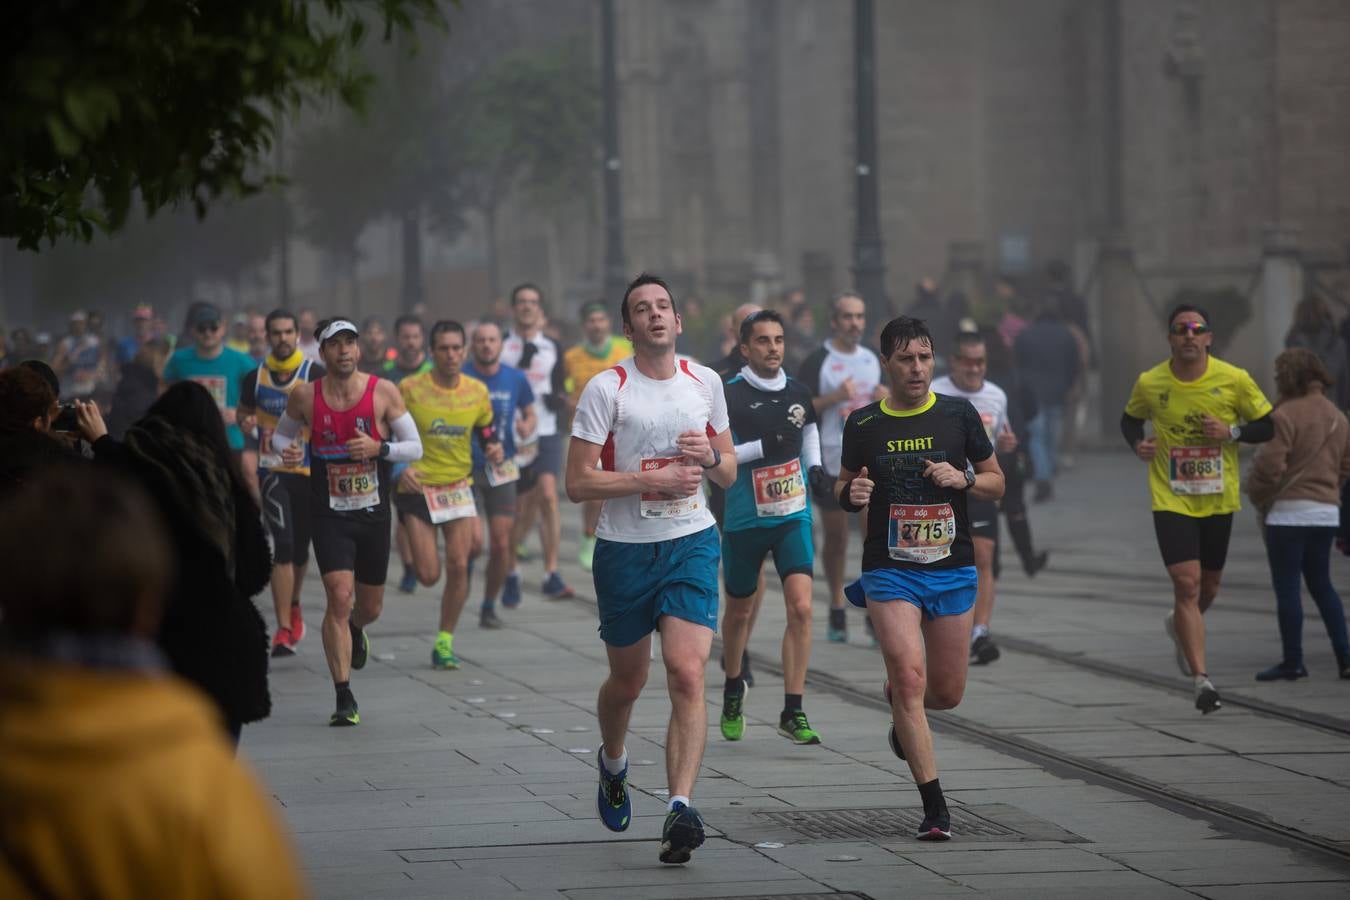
[162,345,257,450]
[115,335,142,365]
[462,360,534,469]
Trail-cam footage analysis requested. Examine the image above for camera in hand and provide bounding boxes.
[52,402,80,432]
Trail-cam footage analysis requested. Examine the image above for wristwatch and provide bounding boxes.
[379,441,391,460]
[1229,424,1241,442]
[962,469,976,490]
[701,447,722,470]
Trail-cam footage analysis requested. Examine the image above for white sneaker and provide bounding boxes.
[1194,678,1221,714]
[1164,611,1191,677]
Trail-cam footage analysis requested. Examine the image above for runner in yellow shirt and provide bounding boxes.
[563,300,633,571]
[397,320,504,670]
[1121,304,1274,713]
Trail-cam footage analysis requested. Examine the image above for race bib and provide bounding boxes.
[515,434,540,468]
[327,461,380,511]
[258,425,282,469]
[888,503,956,564]
[752,458,806,518]
[485,457,520,487]
[1169,446,1223,495]
[639,456,700,519]
[191,375,228,409]
[423,480,476,524]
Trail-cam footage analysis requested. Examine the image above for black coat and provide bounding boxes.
[92,434,272,727]
[106,362,160,440]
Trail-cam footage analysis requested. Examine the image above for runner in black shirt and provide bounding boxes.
[836,316,1004,841]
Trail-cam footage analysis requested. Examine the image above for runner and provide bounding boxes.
[237,310,325,657]
[463,320,536,628]
[718,310,830,746]
[932,331,1019,665]
[836,315,1003,841]
[271,319,423,726]
[381,314,434,594]
[566,274,736,864]
[162,303,256,455]
[563,300,632,572]
[397,320,502,668]
[502,283,573,602]
[797,292,886,644]
[50,310,106,400]
[1121,304,1274,713]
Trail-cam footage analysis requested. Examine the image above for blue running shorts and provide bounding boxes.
[721,518,814,599]
[851,566,978,620]
[592,525,721,646]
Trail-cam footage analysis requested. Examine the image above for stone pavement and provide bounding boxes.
[242,449,1350,898]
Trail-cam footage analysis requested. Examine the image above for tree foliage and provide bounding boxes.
[1,0,445,250]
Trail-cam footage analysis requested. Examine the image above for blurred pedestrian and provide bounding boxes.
[77,381,273,743]
[50,310,105,400]
[1013,303,1082,501]
[297,307,320,362]
[995,277,1032,349]
[162,302,257,456]
[358,315,389,374]
[246,312,268,364]
[1285,293,1349,411]
[115,304,156,365]
[985,331,1048,577]
[106,339,172,440]
[783,301,817,375]
[1245,348,1350,681]
[0,466,306,900]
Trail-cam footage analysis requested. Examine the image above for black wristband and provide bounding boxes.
[701,447,722,470]
[838,478,864,512]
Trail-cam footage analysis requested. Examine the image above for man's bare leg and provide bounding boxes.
[659,616,714,798]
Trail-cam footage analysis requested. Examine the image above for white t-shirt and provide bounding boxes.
[799,339,883,473]
[502,330,561,437]
[932,375,1010,445]
[571,357,730,543]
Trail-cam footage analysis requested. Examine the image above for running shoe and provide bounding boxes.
[270,627,296,658]
[1194,678,1221,714]
[579,534,597,572]
[398,566,417,594]
[917,810,951,841]
[542,571,575,599]
[431,635,460,670]
[290,602,306,643]
[349,621,369,670]
[1164,611,1191,676]
[1255,662,1308,682]
[778,710,821,745]
[659,801,705,864]
[828,608,848,643]
[480,607,504,629]
[720,681,748,741]
[329,692,360,727]
[969,634,1000,665]
[1023,551,1049,578]
[595,750,631,832]
[515,542,534,562]
[502,572,522,609]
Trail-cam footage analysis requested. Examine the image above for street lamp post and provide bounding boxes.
[852,0,887,317]
[601,0,627,303]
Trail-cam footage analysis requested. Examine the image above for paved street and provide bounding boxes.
[242,449,1350,898]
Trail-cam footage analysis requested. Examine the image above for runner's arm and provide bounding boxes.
[1232,413,1274,444]
[565,436,678,501]
[801,422,822,470]
[702,427,737,490]
[270,383,311,452]
[967,453,1005,502]
[1120,412,1146,450]
[384,410,423,462]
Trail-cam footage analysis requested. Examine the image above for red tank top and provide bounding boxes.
[312,374,383,459]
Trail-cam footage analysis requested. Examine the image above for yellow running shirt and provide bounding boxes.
[1124,356,1272,517]
[400,371,493,487]
[564,337,632,404]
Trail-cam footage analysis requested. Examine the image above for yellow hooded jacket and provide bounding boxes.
[0,661,306,900]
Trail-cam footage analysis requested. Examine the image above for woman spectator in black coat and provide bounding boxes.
[75,380,272,744]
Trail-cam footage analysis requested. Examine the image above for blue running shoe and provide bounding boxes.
[659,801,705,864]
[596,750,631,832]
[398,566,417,594]
[542,571,574,599]
[502,572,521,609]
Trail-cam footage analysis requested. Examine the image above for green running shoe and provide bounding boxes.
[778,710,821,745]
[329,692,360,727]
[720,680,748,741]
[431,635,460,670]
[349,621,369,670]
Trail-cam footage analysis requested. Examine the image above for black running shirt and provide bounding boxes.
[840,392,994,572]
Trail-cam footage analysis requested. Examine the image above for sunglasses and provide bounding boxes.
[1169,322,1210,336]
[195,322,222,333]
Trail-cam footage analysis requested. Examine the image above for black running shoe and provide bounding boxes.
[349,621,369,670]
[659,802,705,864]
[970,634,1000,665]
[480,607,504,629]
[1195,678,1221,714]
[1023,551,1049,578]
[917,810,951,841]
[1254,662,1307,682]
[329,691,360,727]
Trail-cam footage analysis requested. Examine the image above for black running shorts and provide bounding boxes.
[260,471,311,567]
[1152,511,1233,570]
[312,515,392,585]
[967,498,999,541]
[471,468,517,517]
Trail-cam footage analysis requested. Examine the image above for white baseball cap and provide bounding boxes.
[318,319,359,344]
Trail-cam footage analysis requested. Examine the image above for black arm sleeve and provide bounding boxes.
[1237,413,1275,444]
[238,369,258,411]
[1120,413,1146,450]
[544,342,568,412]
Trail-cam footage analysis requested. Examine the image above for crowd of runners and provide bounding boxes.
[3,270,1347,864]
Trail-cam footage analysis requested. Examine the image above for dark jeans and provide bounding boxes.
[1265,525,1349,666]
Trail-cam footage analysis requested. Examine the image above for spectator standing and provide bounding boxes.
[1285,294,1349,411]
[1245,348,1350,681]
[1013,304,1082,501]
[107,339,171,440]
[0,467,305,900]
